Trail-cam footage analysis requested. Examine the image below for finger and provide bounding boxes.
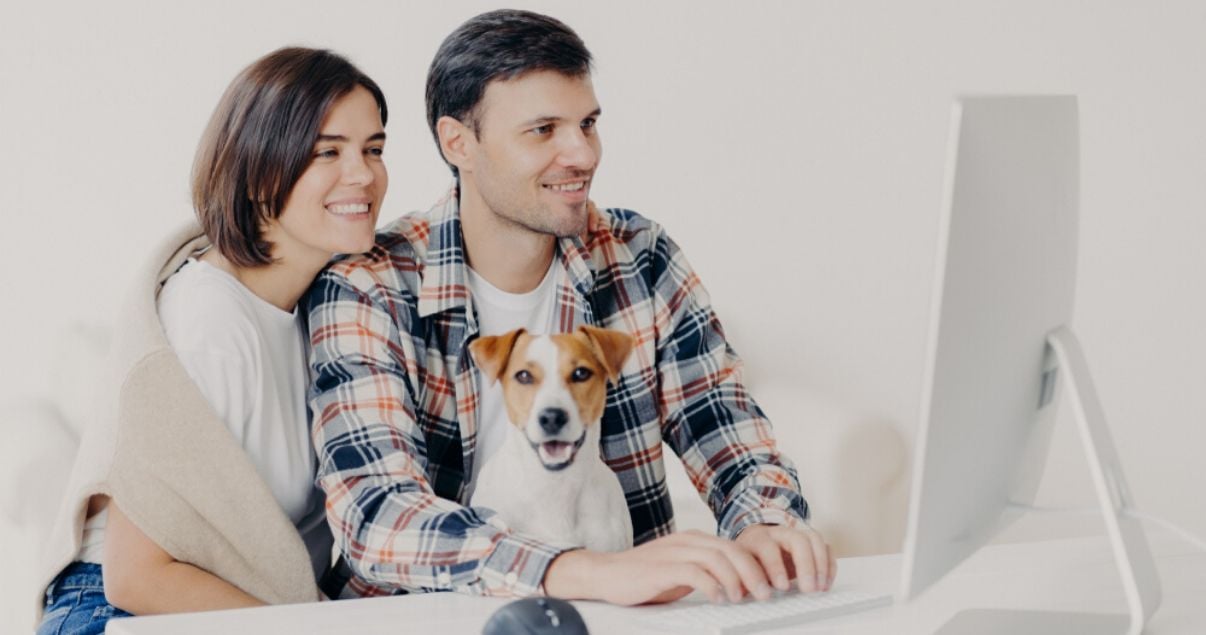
[681,533,774,601]
[827,542,838,590]
[785,530,818,592]
[646,585,694,605]
[718,541,775,601]
[674,533,759,600]
[668,562,724,604]
[749,538,791,592]
[672,546,745,603]
[804,529,831,591]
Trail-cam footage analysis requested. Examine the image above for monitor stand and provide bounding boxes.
[936,326,1162,635]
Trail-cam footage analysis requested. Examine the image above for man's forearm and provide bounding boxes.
[327,479,569,596]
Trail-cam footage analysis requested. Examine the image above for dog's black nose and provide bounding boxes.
[538,408,569,434]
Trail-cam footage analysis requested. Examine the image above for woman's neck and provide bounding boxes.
[199,249,328,313]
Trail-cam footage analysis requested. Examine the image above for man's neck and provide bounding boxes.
[459,185,557,294]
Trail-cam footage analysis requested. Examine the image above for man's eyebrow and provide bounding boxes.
[316,131,387,142]
[519,108,602,128]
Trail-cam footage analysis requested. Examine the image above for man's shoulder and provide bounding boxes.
[314,211,432,297]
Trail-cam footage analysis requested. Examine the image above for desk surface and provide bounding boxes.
[107,530,1205,635]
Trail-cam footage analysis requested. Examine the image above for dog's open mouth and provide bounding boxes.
[530,434,586,471]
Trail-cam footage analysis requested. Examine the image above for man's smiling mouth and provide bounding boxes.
[542,178,589,193]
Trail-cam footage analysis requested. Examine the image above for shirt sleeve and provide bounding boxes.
[649,227,811,540]
[304,269,568,597]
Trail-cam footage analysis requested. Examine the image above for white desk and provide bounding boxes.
[107,530,1205,634]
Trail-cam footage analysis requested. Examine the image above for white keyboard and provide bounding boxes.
[635,589,894,634]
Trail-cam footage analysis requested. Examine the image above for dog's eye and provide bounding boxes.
[570,367,593,382]
[514,370,534,385]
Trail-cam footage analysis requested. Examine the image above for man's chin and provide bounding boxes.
[548,204,590,238]
[491,200,589,239]
[527,216,588,239]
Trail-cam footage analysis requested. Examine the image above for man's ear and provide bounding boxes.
[578,325,634,383]
[436,115,475,175]
[469,328,526,385]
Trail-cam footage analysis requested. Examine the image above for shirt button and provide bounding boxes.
[504,571,518,586]
[437,571,451,586]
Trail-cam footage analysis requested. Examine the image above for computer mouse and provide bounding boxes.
[481,597,590,635]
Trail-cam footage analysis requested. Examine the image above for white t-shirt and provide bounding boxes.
[465,258,562,495]
[78,258,332,581]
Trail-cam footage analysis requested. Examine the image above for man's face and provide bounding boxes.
[461,70,601,238]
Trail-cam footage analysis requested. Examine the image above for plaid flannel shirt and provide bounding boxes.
[303,191,809,599]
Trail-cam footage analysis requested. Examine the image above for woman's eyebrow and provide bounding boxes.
[316,131,387,142]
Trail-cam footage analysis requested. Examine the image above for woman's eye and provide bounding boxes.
[581,118,596,131]
[532,124,553,135]
[367,146,385,157]
[315,148,338,159]
[515,370,534,385]
[570,367,593,382]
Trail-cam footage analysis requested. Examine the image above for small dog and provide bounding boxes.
[469,325,635,552]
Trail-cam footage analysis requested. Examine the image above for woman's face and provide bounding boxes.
[266,85,388,267]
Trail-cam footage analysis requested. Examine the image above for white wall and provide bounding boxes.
[2,0,1203,629]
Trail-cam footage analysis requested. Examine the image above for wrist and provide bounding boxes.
[542,549,601,600]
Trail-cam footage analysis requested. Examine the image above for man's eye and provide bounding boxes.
[515,370,534,385]
[581,118,596,131]
[367,146,385,157]
[570,367,593,382]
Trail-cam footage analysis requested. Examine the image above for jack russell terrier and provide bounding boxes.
[469,325,635,553]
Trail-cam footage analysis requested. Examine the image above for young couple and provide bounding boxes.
[37,9,833,634]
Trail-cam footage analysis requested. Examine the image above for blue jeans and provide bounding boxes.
[37,562,132,635]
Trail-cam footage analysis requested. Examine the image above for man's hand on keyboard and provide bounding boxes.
[735,523,835,594]
[543,528,830,606]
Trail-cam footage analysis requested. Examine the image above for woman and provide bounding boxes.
[35,47,388,634]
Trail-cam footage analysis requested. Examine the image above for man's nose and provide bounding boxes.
[538,408,569,434]
[556,128,599,171]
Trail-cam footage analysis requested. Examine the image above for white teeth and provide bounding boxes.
[545,180,587,192]
[328,203,369,215]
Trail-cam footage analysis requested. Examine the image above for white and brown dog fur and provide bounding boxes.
[469,325,635,552]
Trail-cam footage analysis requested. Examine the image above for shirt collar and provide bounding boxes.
[417,190,472,319]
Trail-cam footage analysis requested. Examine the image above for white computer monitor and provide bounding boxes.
[898,96,1162,634]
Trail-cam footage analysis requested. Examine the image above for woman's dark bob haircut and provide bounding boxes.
[192,47,387,267]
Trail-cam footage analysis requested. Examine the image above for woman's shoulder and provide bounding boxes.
[157,259,262,360]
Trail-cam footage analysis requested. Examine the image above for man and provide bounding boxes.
[304,9,834,605]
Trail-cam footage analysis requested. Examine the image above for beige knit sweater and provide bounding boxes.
[35,222,322,620]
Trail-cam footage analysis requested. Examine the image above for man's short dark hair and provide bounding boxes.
[192,47,388,267]
[425,9,593,176]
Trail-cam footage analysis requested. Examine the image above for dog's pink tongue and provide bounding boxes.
[541,441,572,462]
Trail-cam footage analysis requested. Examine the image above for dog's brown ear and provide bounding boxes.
[469,328,526,385]
[578,325,634,383]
